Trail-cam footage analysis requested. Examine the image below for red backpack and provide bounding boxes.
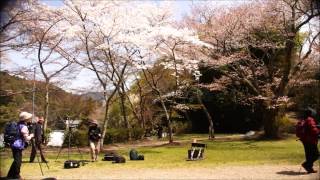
[296,119,307,139]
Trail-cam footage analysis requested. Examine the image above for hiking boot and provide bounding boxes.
[307,168,317,173]
[301,163,315,173]
[302,163,309,172]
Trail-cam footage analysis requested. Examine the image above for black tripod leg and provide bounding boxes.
[70,131,83,160]
[55,144,64,162]
[32,139,44,176]
[36,152,44,176]
[44,161,50,170]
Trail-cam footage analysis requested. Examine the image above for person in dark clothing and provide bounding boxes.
[298,108,320,173]
[7,112,34,179]
[88,119,101,162]
[29,116,48,163]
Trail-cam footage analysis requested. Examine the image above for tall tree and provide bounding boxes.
[186,0,320,138]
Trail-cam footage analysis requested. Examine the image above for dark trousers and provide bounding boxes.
[302,142,319,169]
[30,140,46,162]
[7,148,22,179]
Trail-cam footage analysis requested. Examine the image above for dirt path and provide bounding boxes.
[20,165,320,179]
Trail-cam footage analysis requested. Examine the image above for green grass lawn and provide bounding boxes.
[0,134,315,178]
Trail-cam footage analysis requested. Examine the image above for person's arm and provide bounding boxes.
[21,126,34,141]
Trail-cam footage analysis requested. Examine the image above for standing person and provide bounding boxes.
[88,119,101,162]
[296,108,320,173]
[29,116,48,163]
[7,112,34,179]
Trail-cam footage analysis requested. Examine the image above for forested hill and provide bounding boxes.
[0,71,100,130]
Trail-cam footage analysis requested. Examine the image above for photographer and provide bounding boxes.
[7,112,34,179]
[88,119,101,162]
[29,116,48,163]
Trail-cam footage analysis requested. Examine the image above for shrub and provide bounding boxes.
[103,128,145,144]
[63,129,88,147]
[130,127,144,140]
[104,128,128,144]
[172,121,191,135]
[44,128,52,144]
[278,115,296,134]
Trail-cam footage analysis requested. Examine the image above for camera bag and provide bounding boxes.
[64,160,80,168]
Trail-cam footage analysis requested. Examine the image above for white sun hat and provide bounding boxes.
[19,112,33,121]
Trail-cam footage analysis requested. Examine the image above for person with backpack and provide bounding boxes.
[7,112,34,179]
[296,108,320,173]
[29,116,48,163]
[88,119,101,162]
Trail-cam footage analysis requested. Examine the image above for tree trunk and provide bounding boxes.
[158,97,173,143]
[100,100,110,150]
[119,84,131,141]
[43,82,50,133]
[262,105,285,139]
[196,89,214,139]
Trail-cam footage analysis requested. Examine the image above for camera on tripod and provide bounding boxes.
[55,118,87,169]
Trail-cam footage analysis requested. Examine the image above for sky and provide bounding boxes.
[2,0,198,93]
[2,0,246,93]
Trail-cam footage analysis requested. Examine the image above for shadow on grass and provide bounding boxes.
[276,170,307,176]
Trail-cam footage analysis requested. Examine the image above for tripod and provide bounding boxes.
[55,126,83,161]
[30,138,49,176]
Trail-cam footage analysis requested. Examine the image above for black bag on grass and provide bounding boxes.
[103,151,118,161]
[112,155,126,163]
[64,160,80,168]
[129,149,144,160]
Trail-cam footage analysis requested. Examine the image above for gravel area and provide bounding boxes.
[18,165,319,180]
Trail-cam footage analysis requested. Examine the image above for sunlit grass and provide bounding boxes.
[0,134,315,178]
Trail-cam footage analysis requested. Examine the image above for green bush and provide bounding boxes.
[103,128,145,144]
[63,129,88,147]
[278,115,296,134]
[104,128,128,144]
[44,128,52,144]
[130,127,144,140]
[172,121,191,135]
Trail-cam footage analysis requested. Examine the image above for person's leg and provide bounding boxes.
[309,144,319,170]
[302,142,316,172]
[7,148,22,179]
[94,141,101,161]
[89,141,96,161]
[30,140,36,162]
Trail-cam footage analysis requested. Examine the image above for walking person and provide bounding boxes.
[296,108,320,173]
[29,116,48,163]
[7,112,34,179]
[88,119,101,162]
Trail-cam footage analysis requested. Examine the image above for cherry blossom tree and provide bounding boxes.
[186,0,319,138]
[19,1,83,131]
[129,21,212,142]
[8,0,213,144]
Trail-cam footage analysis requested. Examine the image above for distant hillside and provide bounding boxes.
[0,71,100,130]
[81,91,105,102]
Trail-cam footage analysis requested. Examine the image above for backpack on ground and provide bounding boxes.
[112,155,126,163]
[129,149,144,160]
[4,121,20,147]
[296,119,307,139]
[103,151,118,161]
[64,160,81,168]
